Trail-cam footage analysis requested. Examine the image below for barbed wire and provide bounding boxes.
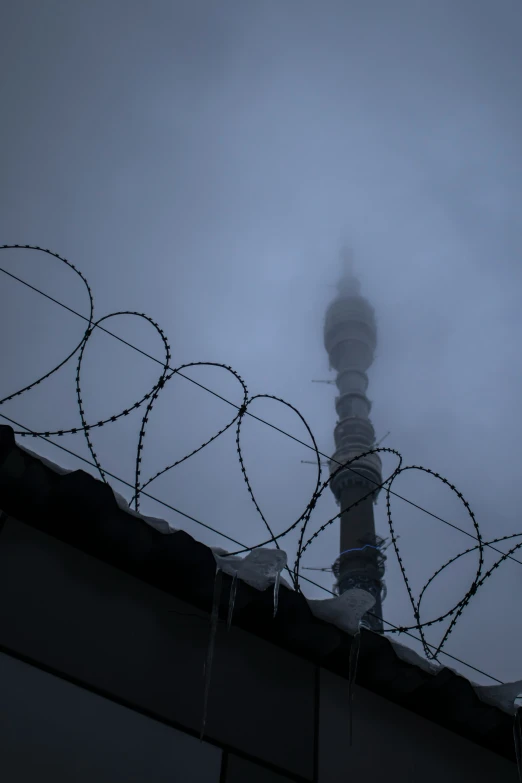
[4,257,522,567]
[1,244,521,670]
[0,411,504,685]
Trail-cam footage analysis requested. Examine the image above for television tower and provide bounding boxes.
[323,249,385,632]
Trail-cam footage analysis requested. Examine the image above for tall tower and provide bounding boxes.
[323,249,385,632]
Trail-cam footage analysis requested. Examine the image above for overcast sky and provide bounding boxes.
[2,0,522,686]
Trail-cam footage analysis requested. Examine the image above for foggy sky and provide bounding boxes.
[2,0,522,686]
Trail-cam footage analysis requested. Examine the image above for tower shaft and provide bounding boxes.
[324,253,385,632]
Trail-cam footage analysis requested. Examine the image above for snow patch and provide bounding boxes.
[387,639,521,716]
[212,547,290,591]
[18,444,72,476]
[472,680,522,716]
[307,589,376,635]
[17,442,177,534]
[111,489,177,534]
[389,639,442,675]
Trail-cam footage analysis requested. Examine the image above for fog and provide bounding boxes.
[2,0,522,686]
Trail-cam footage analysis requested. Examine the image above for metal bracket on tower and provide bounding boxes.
[372,430,391,448]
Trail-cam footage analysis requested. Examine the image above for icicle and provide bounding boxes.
[227,571,238,630]
[348,623,362,748]
[514,703,522,783]
[273,569,281,618]
[201,567,222,741]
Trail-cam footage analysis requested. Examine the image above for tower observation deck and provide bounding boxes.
[324,250,385,632]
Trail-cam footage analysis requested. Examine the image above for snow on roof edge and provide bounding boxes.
[15,440,522,717]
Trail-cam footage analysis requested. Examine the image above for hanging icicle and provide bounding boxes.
[200,567,223,741]
[514,704,522,783]
[227,571,238,630]
[273,568,281,618]
[348,623,362,748]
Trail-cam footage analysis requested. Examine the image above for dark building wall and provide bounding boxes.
[0,651,222,783]
[0,516,516,783]
[319,669,517,783]
[0,515,314,781]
